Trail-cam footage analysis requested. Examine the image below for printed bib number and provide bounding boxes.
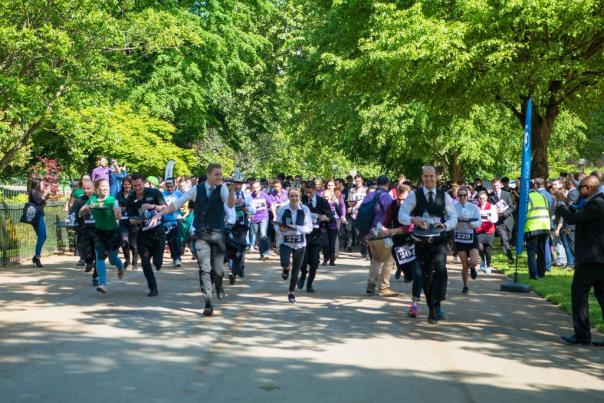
[454,230,474,244]
[311,213,320,228]
[394,244,415,265]
[284,231,303,244]
[252,199,267,212]
[496,199,509,211]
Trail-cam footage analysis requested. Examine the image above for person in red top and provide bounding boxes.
[475,190,499,274]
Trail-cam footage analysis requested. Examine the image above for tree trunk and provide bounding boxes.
[452,158,463,183]
[530,103,559,179]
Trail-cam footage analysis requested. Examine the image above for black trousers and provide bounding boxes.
[415,241,448,315]
[495,224,513,260]
[571,262,604,341]
[231,227,249,277]
[526,233,548,277]
[280,245,306,292]
[301,242,322,288]
[119,220,138,266]
[322,228,338,263]
[137,232,166,291]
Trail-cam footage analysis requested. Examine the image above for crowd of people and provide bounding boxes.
[24,159,604,344]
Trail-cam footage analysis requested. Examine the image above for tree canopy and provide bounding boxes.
[1,0,602,181]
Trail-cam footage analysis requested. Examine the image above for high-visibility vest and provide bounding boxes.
[524,191,550,237]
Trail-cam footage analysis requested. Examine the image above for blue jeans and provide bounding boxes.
[544,236,552,271]
[249,220,269,257]
[95,246,123,286]
[560,230,575,267]
[34,216,47,257]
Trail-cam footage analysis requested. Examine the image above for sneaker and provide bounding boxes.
[486,267,492,275]
[173,259,182,268]
[203,303,214,316]
[321,260,328,266]
[288,293,296,303]
[435,307,446,321]
[408,303,417,318]
[147,288,158,297]
[282,267,290,280]
[462,286,469,294]
[96,285,107,294]
[85,263,93,273]
[117,269,124,280]
[229,274,236,285]
[470,267,478,280]
[479,261,486,272]
[366,283,376,295]
[378,288,399,297]
[329,261,336,266]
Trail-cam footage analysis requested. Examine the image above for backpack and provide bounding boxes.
[353,190,384,234]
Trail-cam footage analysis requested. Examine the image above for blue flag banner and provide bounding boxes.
[516,98,532,254]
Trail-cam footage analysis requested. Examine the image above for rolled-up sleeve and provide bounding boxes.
[172,186,197,211]
[444,193,458,230]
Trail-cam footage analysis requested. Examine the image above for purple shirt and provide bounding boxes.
[269,189,289,209]
[91,166,110,182]
[250,191,271,223]
[360,190,393,229]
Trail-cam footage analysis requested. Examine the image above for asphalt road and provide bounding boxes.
[0,250,603,402]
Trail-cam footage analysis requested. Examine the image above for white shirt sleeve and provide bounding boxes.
[398,191,417,225]
[298,205,314,234]
[220,184,230,204]
[172,186,197,211]
[444,193,458,231]
[489,204,499,224]
[245,194,256,215]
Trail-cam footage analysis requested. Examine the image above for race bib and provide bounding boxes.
[141,210,161,231]
[311,213,320,228]
[454,230,474,244]
[252,198,267,212]
[394,244,415,265]
[284,231,303,244]
[496,199,509,211]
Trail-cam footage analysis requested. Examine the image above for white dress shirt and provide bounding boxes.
[274,203,313,249]
[398,187,458,231]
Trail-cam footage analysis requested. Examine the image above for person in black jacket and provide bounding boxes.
[28,177,50,267]
[555,175,604,346]
[489,179,515,264]
[299,180,334,293]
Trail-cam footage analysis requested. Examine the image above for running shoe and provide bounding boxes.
[479,261,486,272]
[203,303,213,316]
[85,263,93,273]
[470,267,478,280]
[486,267,492,275]
[462,286,469,294]
[117,269,124,280]
[229,274,236,285]
[173,259,182,268]
[288,293,296,303]
[408,303,417,318]
[96,285,107,294]
[147,288,158,297]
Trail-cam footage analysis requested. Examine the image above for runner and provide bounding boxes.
[299,180,334,293]
[398,166,458,324]
[489,179,515,264]
[454,187,482,294]
[162,180,183,267]
[346,175,368,255]
[78,179,124,294]
[70,179,97,281]
[229,182,255,284]
[476,190,498,274]
[249,181,272,261]
[150,163,235,316]
[321,180,345,266]
[383,184,423,316]
[274,188,313,303]
[126,173,167,297]
[116,177,138,270]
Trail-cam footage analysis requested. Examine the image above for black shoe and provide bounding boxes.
[306,285,315,293]
[203,303,214,316]
[394,269,401,280]
[123,260,130,270]
[462,286,469,294]
[329,261,336,266]
[216,286,225,300]
[32,256,43,268]
[288,293,296,303]
[297,274,306,290]
[282,268,290,280]
[593,340,604,347]
[366,283,376,295]
[428,315,438,324]
[229,274,236,285]
[470,267,477,280]
[403,273,413,283]
[147,288,158,297]
[321,260,328,266]
[154,265,161,272]
[529,274,537,280]
[85,263,93,273]
[561,335,590,345]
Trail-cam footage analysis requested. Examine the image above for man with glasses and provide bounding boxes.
[398,166,458,324]
[555,176,604,346]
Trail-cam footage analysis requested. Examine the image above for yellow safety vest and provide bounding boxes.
[524,191,550,237]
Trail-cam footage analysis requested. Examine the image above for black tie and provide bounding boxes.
[428,191,434,207]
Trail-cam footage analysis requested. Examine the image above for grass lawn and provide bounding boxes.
[491,247,604,333]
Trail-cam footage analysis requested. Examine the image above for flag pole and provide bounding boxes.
[501,98,532,293]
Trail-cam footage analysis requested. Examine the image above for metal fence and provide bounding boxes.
[0,202,75,266]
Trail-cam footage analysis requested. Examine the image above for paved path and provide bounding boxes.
[0,251,603,402]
